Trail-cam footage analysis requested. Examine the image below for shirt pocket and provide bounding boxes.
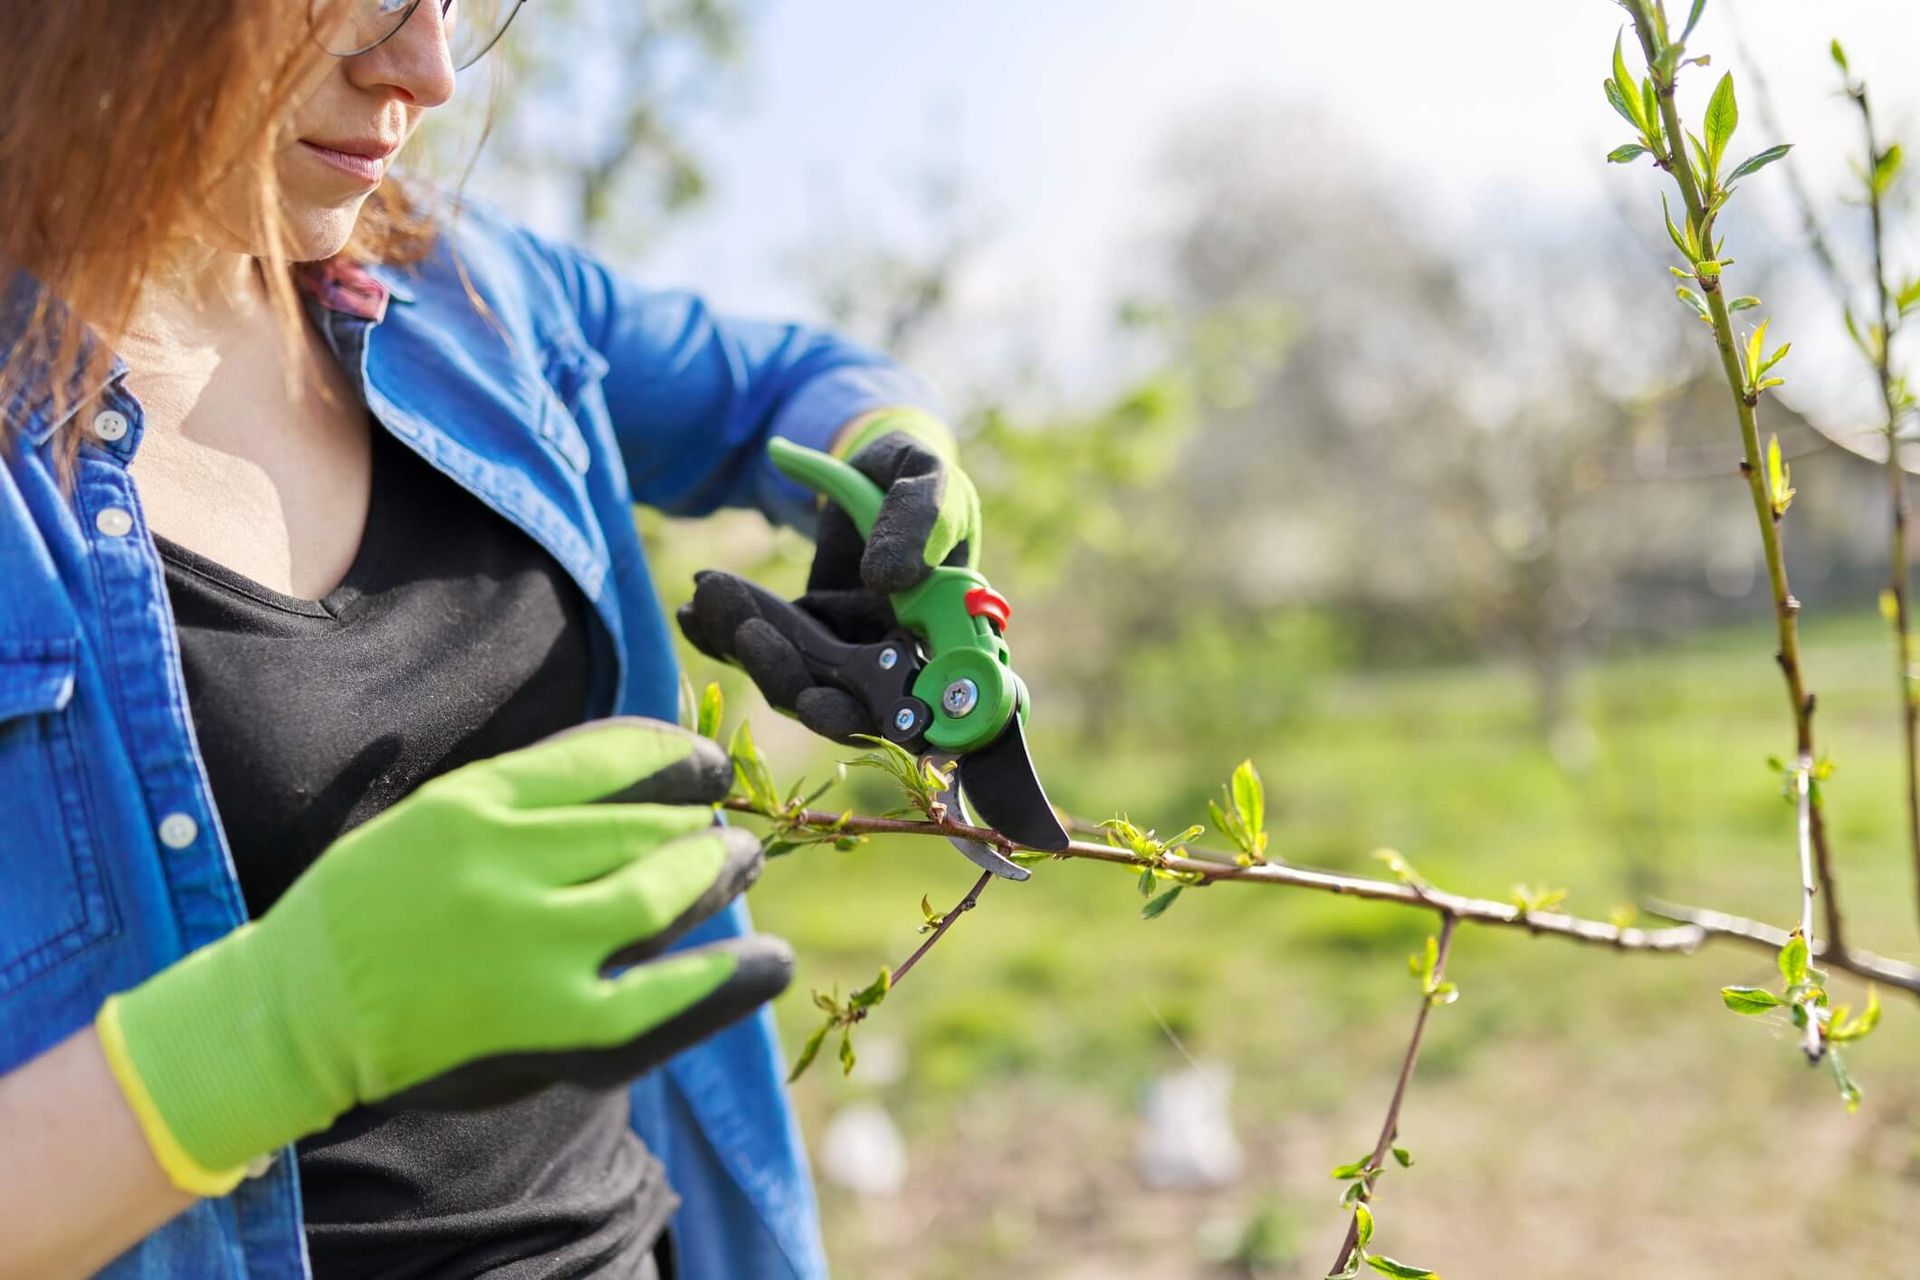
[0,636,115,994]
[536,336,610,477]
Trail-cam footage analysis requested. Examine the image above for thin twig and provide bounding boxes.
[1744,24,1920,936]
[1848,78,1920,939]
[889,870,992,988]
[1327,914,1458,1278]
[1618,0,1849,954]
[1792,759,1824,1059]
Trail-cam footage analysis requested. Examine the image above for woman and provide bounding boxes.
[0,1,983,1276]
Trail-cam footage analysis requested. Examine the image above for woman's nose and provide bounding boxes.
[346,0,456,110]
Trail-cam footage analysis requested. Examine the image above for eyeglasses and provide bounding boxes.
[314,0,528,72]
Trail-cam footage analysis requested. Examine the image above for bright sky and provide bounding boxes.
[504,0,1920,410]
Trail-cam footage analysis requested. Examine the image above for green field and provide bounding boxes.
[730,611,1920,1278]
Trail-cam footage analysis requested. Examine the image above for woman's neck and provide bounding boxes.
[125,240,271,352]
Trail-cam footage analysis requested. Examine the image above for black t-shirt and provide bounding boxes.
[155,421,675,1279]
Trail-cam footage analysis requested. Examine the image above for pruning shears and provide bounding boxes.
[765,437,1071,879]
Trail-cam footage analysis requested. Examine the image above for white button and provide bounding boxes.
[95,507,133,538]
[91,410,129,442]
[157,813,198,849]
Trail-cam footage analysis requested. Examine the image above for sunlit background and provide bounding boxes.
[425,2,1920,1274]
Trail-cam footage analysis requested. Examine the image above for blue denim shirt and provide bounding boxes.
[0,197,938,1278]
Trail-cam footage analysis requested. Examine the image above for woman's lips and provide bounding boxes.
[299,140,389,185]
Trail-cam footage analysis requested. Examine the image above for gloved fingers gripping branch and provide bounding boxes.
[675,568,888,744]
[94,717,792,1197]
[812,408,982,597]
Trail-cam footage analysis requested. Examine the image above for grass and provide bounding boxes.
[725,609,1920,1278]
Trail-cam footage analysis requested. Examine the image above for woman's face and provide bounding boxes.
[204,2,458,263]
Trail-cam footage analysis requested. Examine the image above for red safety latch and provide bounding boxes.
[964,586,1012,633]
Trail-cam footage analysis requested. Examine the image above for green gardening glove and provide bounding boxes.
[674,408,983,743]
[818,407,982,595]
[95,718,789,1197]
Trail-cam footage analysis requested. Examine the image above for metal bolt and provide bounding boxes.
[893,706,918,733]
[942,678,979,717]
[878,647,899,670]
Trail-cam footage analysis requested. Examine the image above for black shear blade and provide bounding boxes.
[957,716,1070,852]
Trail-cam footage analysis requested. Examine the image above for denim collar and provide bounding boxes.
[1,255,414,448]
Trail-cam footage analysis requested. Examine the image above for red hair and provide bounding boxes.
[0,0,441,476]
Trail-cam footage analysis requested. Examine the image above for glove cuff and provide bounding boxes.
[830,407,955,465]
[98,912,358,1192]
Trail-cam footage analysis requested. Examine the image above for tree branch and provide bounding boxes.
[1617,0,1849,954]
[1646,898,1920,993]
[1739,26,1920,938]
[1327,913,1458,1279]
[723,798,1920,995]
[1849,79,1920,939]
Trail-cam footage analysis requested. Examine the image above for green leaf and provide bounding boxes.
[850,966,892,1010]
[1366,1258,1438,1279]
[697,682,724,740]
[838,1027,857,1076]
[1415,935,1438,984]
[1874,143,1904,196]
[1831,39,1849,76]
[1329,1157,1372,1180]
[1831,986,1882,1042]
[1231,758,1265,851]
[1676,286,1708,318]
[1681,0,1709,40]
[1856,986,1882,1037]
[1744,318,1769,379]
[1608,142,1650,164]
[1137,866,1156,897]
[1206,797,1234,842]
[1375,848,1428,889]
[1726,143,1792,185]
[1662,193,1695,261]
[1765,433,1794,513]
[1392,1146,1414,1168]
[1354,1203,1375,1250]
[1642,81,1664,149]
[1328,1255,1364,1280]
[1721,985,1785,1014]
[1427,981,1459,1006]
[1141,885,1185,920]
[1604,77,1642,132]
[1611,35,1640,127]
[1704,72,1739,175]
[1341,1179,1367,1207]
[1728,295,1761,311]
[728,719,782,811]
[1829,1047,1862,1113]
[1780,932,1810,986]
[788,1022,831,1082]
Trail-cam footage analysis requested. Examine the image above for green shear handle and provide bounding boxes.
[768,438,1026,756]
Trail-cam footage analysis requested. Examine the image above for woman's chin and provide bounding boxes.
[283,203,368,264]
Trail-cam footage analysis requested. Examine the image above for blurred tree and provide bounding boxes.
[418,0,753,259]
[1149,103,1870,748]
